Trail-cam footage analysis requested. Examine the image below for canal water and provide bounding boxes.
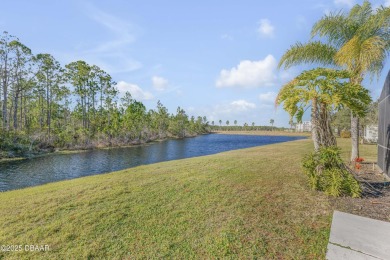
[0,134,305,191]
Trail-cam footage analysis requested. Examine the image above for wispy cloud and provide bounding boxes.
[152,76,169,91]
[257,19,275,37]
[333,0,355,8]
[295,15,308,30]
[259,91,277,104]
[60,3,142,75]
[85,4,137,54]
[221,34,234,41]
[315,0,355,12]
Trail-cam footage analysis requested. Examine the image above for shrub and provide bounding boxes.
[302,146,361,197]
[340,130,351,138]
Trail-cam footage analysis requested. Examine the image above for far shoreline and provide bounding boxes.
[0,133,208,163]
[211,130,311,137]
[0,131,308,163]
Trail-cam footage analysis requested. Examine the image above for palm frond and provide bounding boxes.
[278,42,337,69]
[348,1,372,23]
[360,36,387,72]
[356,5,390,43]
[311,12,352,47]
[367,60,384,81]
[335,35,361,70]
[335,35,387,79]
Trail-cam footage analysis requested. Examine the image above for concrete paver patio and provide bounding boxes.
[327,211,390,259]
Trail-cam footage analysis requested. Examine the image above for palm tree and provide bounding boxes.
[278,1,390,160]
[219,120,222,126]
[276,68,371,151]
[270,119,274,131]
[288,119,294,130]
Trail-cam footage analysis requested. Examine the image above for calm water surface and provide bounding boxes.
[0,134,305,191]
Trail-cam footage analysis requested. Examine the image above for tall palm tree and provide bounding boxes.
[270,119,274,131]
[288,119,294,130]
[278,1,390,160]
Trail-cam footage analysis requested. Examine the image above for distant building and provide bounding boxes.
[296,121,312,132]
[363,125,378,143]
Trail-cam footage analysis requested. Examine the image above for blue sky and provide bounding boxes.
[2,0,389,127]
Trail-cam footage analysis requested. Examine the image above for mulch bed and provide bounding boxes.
[331,162,390,222]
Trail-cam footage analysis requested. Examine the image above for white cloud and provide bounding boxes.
[186,98,287,126]
[216,55,277,88]
[152,76,169,91]
[334,0,355,7]
[197,99,257,124]
[230,100,257,111]
[259,92,277,104]
[117,81,154,101]
[385,0,390,7]
[90,56,141,74]
[211,100,257,116]
[257,19,274,37]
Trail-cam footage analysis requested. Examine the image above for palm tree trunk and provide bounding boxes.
[319,103,336,147]
[311,98,320,151]
[351,113,359,161]
[350,77,362,161]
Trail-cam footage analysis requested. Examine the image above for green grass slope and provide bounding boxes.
[0,139,333,259]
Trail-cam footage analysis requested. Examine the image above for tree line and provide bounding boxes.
[0,31,208,157]
[208,119,289,132]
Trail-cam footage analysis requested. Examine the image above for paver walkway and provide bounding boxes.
[327,211,390,259]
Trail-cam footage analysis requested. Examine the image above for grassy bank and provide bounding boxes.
[0,137,377,259]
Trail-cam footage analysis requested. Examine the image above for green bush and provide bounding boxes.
[340,130,351,138]
[302,146,361,197]
[0,131,32,154]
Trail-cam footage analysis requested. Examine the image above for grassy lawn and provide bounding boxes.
[336,138,378,162]
[0,137,377,259]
